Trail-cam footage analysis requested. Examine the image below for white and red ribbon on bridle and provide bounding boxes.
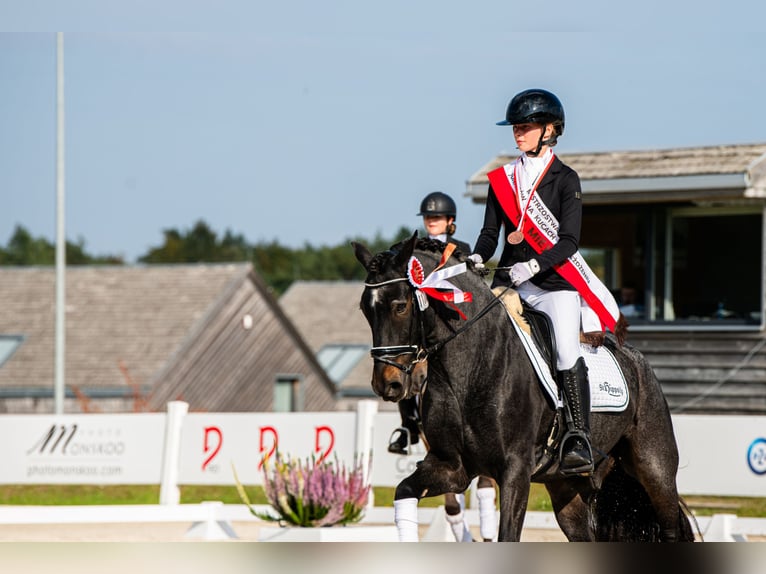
[406,243,473,319]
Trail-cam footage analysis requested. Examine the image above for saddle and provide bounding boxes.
[520,301,557,382]
[492,287,627,477]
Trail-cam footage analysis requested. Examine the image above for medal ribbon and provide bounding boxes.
[512,154,555,237]
[488,163,620,332]
[407,243,473,320]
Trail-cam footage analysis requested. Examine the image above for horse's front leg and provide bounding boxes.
[497,464,532,541]
[393,452,469,542]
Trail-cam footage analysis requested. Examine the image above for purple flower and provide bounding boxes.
[244,453,372,527]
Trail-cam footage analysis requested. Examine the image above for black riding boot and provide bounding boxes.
[559,357,594,476]
[388,396,420,455]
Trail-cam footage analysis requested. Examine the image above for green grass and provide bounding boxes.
[1,484,763,518]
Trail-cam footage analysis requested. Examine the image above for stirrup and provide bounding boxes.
[387,427,411,455]
[559,430,593,476]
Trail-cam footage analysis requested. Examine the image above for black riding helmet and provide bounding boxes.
[497,89,565,155]
[417,191,457,219]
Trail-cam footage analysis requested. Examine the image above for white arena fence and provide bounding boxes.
[0,400,765,541]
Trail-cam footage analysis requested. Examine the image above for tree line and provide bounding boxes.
[0,221,413,294]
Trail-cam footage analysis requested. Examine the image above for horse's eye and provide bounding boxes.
[392,300,408,316]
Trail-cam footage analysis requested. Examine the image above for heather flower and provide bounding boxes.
[234,452,372,527]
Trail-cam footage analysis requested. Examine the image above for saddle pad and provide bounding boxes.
[508,313,629,413]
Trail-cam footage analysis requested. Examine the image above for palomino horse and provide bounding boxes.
[353,234,694,542]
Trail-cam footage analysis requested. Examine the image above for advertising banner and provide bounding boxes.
[0,413,165,484]
[674,414,766,497]
[176,412,358,485]
[0,408,764,498]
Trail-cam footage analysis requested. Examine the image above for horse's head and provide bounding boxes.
[353,233,425,402]
[353,232,483,402]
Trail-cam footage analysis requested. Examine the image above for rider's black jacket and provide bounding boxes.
[472,156,583,292]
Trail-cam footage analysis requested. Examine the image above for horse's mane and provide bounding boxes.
[368,236,485,280]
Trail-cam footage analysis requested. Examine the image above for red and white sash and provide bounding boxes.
[487,158,620,333]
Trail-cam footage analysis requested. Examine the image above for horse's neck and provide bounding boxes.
[427,289,508,351]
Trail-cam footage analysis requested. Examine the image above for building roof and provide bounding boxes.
[0,264,336,413]
[280,281,378,404]
[466,142,766,204]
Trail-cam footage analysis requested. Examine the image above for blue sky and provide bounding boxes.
[2,2,766,262]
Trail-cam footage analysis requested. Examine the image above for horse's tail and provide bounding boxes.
[590,461,698,541]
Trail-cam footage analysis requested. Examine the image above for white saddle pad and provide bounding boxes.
[509,316,629,412]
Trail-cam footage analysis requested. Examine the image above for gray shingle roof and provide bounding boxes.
[467,142,766,204]
[0,264,336,413]
[280,281,377,404]
[469,142,766,183]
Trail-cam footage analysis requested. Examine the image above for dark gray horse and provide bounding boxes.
[354,234,694,542]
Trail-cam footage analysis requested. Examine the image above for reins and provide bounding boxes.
[422,285,510,355]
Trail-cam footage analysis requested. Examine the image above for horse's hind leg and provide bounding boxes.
[625,447,687,541]
[442,477,497,542]
[545,478,597,541]
[444,493,473,542]
[476,476,498,541]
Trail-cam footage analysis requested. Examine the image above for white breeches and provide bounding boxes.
[516,282,582,371]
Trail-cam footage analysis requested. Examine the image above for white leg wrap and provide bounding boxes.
[477,486,497,541]
[445,510,473,542]
[394,498,419,542]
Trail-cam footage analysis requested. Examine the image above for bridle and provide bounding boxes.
[363,274,508,374]
[363,277,426,375]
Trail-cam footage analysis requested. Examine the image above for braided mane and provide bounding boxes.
[367,236,481,278]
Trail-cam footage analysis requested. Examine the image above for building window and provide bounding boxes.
[274,374,304,412]
[582,205,763,329]
[665,207,761,324]
[316,344,368,387]
[0,335,24,368]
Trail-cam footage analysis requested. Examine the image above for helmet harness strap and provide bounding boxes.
[527,123,556,157]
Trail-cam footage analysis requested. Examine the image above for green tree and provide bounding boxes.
[0,225,122,265]
[1,219,418,295]
[252,226,414,294]
[138,220,251,264]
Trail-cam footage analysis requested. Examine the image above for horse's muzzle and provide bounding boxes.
[372,364,409,402]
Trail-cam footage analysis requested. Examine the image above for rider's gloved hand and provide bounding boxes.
[468,253,485,270]
[510,259,540,286]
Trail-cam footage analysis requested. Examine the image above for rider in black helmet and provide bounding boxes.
[388,191,472,456]
[469,88,624,476]
[416,191,471,254]
[497,88,565,157]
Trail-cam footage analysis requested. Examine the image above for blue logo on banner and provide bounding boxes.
[747,438,766,475]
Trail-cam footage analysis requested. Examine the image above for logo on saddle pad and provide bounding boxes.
[598,381,626,399]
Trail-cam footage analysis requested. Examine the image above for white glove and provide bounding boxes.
[510,259,540,286]
[467,253,485,270]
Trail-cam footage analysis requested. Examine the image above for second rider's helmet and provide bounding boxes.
[497,88,565,141]
[417,191,457,219]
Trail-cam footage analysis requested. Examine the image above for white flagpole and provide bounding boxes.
[54,32,66,414]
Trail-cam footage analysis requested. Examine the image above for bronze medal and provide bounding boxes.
[507,230,524,245]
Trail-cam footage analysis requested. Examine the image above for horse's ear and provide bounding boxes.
[352,241,373,270]
[393,231,418,269]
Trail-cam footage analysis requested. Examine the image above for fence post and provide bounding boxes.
[159,400,189,505]
[355,399,378,508]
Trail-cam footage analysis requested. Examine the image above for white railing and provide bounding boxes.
[1,402,765,541]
